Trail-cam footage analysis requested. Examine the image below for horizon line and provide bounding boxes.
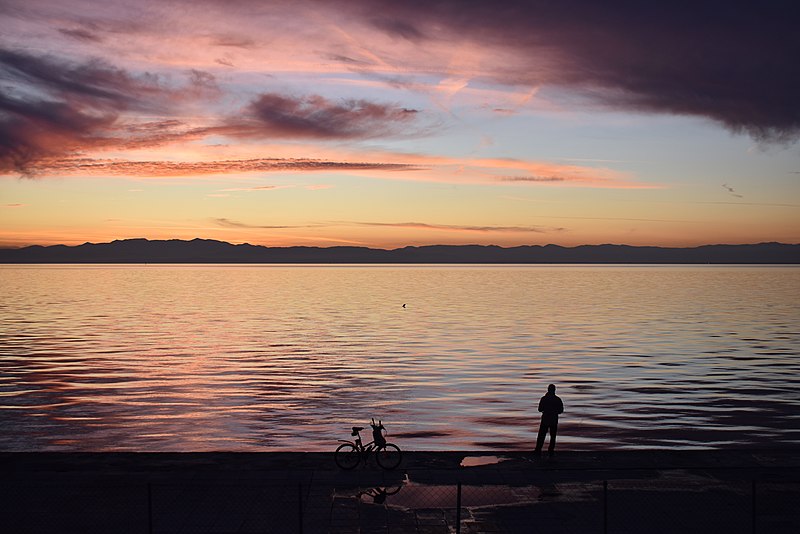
[1,237,797,251]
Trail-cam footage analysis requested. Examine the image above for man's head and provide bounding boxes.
[547,384,556,394]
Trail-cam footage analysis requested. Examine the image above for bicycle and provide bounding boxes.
[334,418,402,470]
[355,483,403,504]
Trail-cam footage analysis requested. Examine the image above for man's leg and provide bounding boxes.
[548,422,558,456]
[534,419,548,455]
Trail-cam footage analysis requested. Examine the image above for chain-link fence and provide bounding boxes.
[754,481,800,534]
[321,479,798,534]
[149,482,301,533]
[2,478,798,533]
[605,478,752,534]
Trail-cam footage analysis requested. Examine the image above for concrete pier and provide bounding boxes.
[3,450,799,533]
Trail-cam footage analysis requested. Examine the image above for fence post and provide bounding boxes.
[456,482,462,534]
[752,480,756,534]
[603,480,608,534]
[147,483,153,534]
[298,482,304,534]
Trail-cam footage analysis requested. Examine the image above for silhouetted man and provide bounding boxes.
[534,384,564,457]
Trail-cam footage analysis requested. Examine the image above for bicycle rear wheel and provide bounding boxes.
[335,443,360,470]
[375,443,402,470]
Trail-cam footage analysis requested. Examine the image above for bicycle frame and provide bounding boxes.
[335,419,402,470]
[338,435,380,455]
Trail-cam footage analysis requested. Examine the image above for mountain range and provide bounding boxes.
[0,239,798,263]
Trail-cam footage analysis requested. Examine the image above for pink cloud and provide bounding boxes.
[29,158,419,177]
[218,93,421,140]
[0,48,219,175]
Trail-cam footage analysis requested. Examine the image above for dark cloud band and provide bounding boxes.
[346,0,800,141]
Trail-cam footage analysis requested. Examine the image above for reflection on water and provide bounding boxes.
[461,456,508,467]
[343,480,540,509]
[1,264,798,451]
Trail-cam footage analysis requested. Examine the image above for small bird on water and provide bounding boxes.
[402,303,406,308]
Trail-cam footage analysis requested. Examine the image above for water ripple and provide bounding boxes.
[1,264,798,451]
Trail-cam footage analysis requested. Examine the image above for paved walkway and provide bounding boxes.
[3,450,799,533]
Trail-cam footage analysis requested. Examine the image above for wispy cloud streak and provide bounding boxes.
[16,157,421,177]
[212,218,319,229]
[500,176,566,183]
[351,221,563,233]
[212,218,565,234]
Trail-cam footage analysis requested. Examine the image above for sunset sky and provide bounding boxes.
[1,0,798,248]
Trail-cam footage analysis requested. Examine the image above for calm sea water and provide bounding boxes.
[1,264,798,451]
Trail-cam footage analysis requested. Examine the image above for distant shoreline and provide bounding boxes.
[1,238,798,264]
[1,262,799,266]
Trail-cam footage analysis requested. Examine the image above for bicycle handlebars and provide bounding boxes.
[350,419,386,437]
[370,418,384,430]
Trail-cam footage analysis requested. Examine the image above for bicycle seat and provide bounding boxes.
[351,426,364,436]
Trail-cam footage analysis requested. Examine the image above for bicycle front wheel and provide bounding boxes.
[335,443,360,470]
[376,443,402,470]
